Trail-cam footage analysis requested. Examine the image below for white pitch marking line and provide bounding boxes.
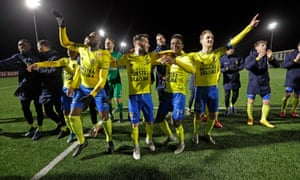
[30,142,78,180]
[0,86,15,90]
[30,132,91,180]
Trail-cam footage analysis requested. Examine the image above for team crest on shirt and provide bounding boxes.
[97,52,102,57]
[90,59,95,65]
[212,56,217,61]
[144,57,151,64]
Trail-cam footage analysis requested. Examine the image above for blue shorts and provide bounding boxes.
[128,93,154,124]
[157,92,185,121]
[61,87,73,112]
[247,93,271,100]
[285,87,300,94]
[194,86,219,113]
[71,85,109,111]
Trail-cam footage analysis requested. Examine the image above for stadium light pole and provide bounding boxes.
[25,0,41,44]
[268,21,278,49]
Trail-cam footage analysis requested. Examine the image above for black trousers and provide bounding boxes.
[43,95,65,126]
[20,96,44,126]
[224,89,239,108]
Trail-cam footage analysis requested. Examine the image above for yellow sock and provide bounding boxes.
[131,126,139,146]
[175,124,184,143]
[93,123,99,128]
[291,98,299,112]
[60,125,67,131]
[281,97,289,113]
[102,119,112,142]
[30,123,36,128]
[37,125,43,131]
[69,116,85,144]
[247,103,253,120]
[145,123,153,140]
[159,120,173,136]
[261,104,270,121]
[64,115,73,132]
[205,118,215,135]
[204,105,209,117]
[193,115,200,134]
[215,112,219,121]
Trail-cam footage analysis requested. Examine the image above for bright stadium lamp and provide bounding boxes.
[120,41,127,48]
[267,21,278,49]
[120,41,127,53]
[25,0,41,44]
[98,29,105,37]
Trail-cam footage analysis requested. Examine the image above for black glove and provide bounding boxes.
[13,85,24,97]
[79,95,93,111]
[51,9,65,27]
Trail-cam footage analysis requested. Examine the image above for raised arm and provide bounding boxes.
[228,14,260,48]
[0,54,18,69]
[52,9,84,50]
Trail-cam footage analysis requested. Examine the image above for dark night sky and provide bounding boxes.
[0,0,299,59]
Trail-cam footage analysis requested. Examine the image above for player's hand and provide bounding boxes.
[161,55,175,64]
[27,64,38,72]
[250,13,260,28]
[66,87,74,97]
[79,95,93,110]
[266,49,274,60]
[51,9,65,27]
[256,50,266,61]
[294,53,300,63]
